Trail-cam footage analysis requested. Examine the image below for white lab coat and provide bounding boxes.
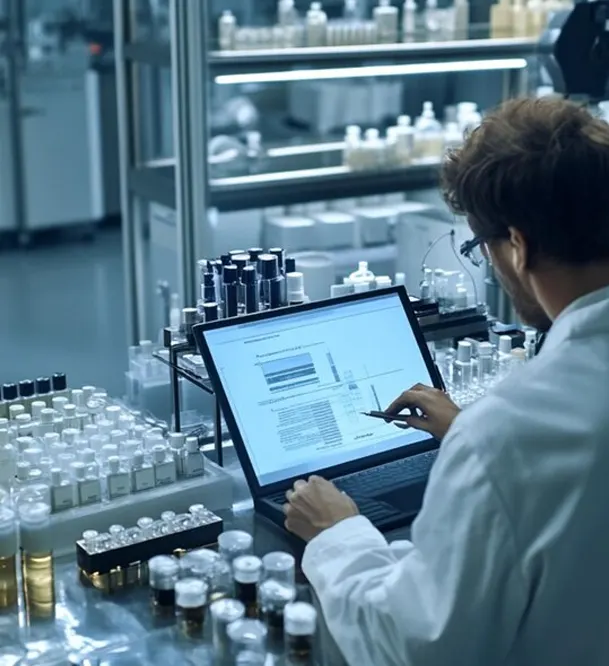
[302,285,609,666]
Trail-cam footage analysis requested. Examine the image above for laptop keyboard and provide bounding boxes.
[267,449,438,525]
[334,449,438,498]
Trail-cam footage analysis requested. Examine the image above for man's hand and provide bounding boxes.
[385,383,461,441]
[284,476,359,542]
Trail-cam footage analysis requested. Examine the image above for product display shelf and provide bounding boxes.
[130,161,441,212]
[208,37,541,72]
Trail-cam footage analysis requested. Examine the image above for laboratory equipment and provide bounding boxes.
[284,602,318,662]
[175,577,208,637]
[233,555,263,618]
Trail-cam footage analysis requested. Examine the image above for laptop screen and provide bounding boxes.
[201,291,436,488]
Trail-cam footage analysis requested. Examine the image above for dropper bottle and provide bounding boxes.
[19,501,55,618]
[453,340,473,395]
[0,507,18,610]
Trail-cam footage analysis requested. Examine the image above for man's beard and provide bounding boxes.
[495,264,552,332]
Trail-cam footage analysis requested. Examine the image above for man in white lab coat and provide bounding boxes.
[284,97,609,666]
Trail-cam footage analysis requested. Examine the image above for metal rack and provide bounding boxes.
[114,0,540,345]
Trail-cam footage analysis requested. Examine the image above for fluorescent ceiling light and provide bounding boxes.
[215,58,527,85]
[267,141,345,157]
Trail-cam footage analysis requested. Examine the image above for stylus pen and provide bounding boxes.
[361,411,412,423]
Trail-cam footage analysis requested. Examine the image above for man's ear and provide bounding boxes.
[508,226,528,274]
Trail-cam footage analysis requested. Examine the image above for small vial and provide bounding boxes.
[262,551,295,586]
[258,579,296,637]
[175,577,208,638]
[71,461,102,506]
[106,456,131,499]
[148,555,179,616]
[50,468,75,512]
[30,400,46,421]
[19,502,55,619]
[210,598,246,659]
[180,547,220,579]
[152,445,177,486]
[168,432,185,477]
[208,558,234,602]
[51,396,69,413]
[284,602,317,662]
[105,405,122,425]
[218,530,253,565]
[137,516,155,538]
[227,619,268,658]
[0,506,18,609]
[233,555,262,618]
[130,451,155,492]
[82,529,99,551]
[182,436,204,478]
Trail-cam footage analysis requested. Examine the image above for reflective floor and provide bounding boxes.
[0,230,127,396]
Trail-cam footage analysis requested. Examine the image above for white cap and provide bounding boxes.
[284,602,317,636]
[15,413,31,425]
[90,434,109,451]
[16,461,31,481]
[40,408,54,424]
[131,451,144,468]
[9,404,25,419]
[169,432,186,450]
[24,447,43,466]
[175,578,208,608]
[70,389,85,408]
[152,445,166,464]
[110,429,127,444]
[62,428,80,445]
[262,551,295,576]
[108,456,121,474]
[457,340,472,363]
[16,436,35,454]
[63,404,76,417]
[101,444,119,460]
[42,432,59,447]
[97,419,114,436]
[82,386,96,400]
[50,468,63,486]
[30,401,47,420]
[525,329,537,344]
[233,555,262,584]
[218,530,253,557]
[105,405,121,424]
[83,424,98,438]
[397,114,411,127]
[51,396,68,411]
[118,414,135,429]
[365,127,380,140]
[287,272,305,303]
[186,437,200,454]
[210,598,245,623]
[478,341,494,357]
[498,335,512,355]
[71,461,86,481]
[511,347,527,361]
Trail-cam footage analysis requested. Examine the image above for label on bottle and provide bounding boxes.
[108,472,130,499]
[184,454,204,478]
[154,461,177,486]
[51,484,75,512]
[78,478,101,505]
[132,466,155,492]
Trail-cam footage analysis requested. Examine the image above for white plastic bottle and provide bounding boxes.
[71,461,101,506]
[385,126,399,167]
[453,0,470,39]
[497,335,514,377]
[425,0,442,38]
[343,125,363,170]
[49,468,75,513]
[130,451,155,493]
[395,115,415,165]
[106,456,131,500]
[402,0,418,42]
[491,0,513,37]
[453,341,473,394]
[414,101,444,161]
[168,432,186,477]
[278,0,299,26]
[306,2,328,47]
[349,261,376,288]
[476,341,497,391]
[363,128,385,170]
[219,10,237,51]
[374,0,399,43]
[182,437,205,478]
[152,445,177,487]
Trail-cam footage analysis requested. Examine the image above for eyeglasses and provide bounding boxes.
[460,236,489,267]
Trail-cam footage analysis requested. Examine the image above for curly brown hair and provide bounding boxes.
[441,97,609,266]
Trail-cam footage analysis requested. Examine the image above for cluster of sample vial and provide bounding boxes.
[490,0,573,40]
[178,247,307,337]
[0,501,56,619]
[436,331,537,406]
[343,101,482,171]
[147,529,317,663]
[219,0,471,51]
[419,265,473,313]
[0,381,205,515]
[77,504,221,592]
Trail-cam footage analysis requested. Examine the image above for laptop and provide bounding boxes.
[193,286,443,533]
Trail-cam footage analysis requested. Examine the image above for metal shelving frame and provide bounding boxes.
[114,0,538,344]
